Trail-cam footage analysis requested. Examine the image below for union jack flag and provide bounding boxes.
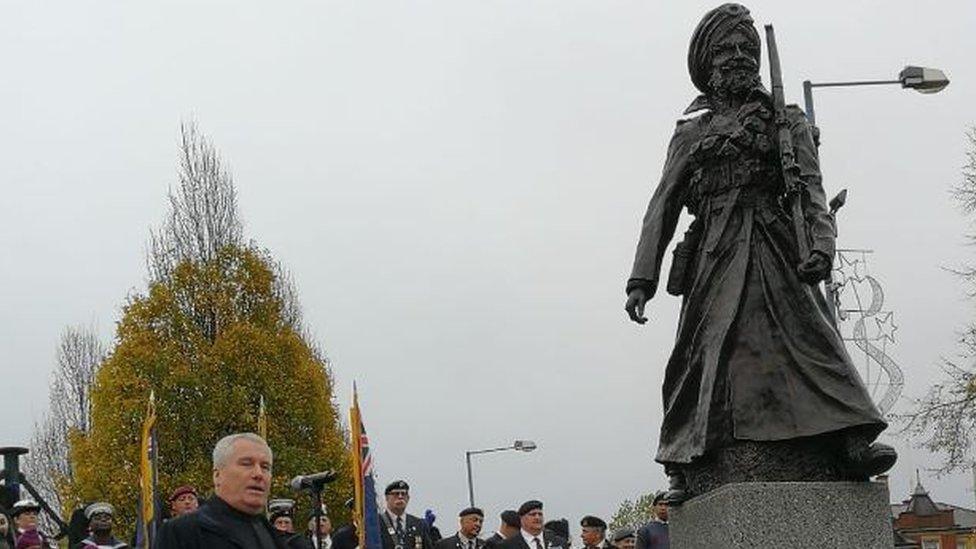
[352,385,382,549]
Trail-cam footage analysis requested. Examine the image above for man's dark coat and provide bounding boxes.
[379,513,433,549]
[483,533,505,549]
[499,532,569,549]
[156,497,289,549]
[434,533,484,549]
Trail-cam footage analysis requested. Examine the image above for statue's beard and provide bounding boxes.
[709,64,761,99]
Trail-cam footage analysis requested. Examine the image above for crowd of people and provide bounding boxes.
[0,433,669,549]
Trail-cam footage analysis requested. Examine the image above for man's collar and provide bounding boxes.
[387,510,406,519]
[521,529,543,543]
[684,85,770,115]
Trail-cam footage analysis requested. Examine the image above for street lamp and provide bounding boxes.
[800,65,948,322]
[803,65,949,125]
[465,440,537,507]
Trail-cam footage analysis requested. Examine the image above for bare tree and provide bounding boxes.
[23,326,105,518]
[148,121,243,283]
[147,121,305,341]
[899,129,976,473]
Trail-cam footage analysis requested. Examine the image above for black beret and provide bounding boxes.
[652,490,667,505]
[385,480,410,495]
[517,500,543,516]
[544,519,569,539]
[458,507,484,518]
[580,516,606,529]
[500,510,520,528]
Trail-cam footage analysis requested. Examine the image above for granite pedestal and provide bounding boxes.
[670,481,894,549]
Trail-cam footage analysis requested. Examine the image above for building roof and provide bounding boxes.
[890,478,976,528]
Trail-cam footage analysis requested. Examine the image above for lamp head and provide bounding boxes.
[899,66,949,94]
[513,440,537,452]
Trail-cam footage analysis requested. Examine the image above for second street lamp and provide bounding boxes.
[465,440,537,507]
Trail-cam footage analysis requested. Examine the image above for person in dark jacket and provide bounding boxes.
[434,507,483,549]
[329,499,357,549]
[379,481,433,549]
[579,516,611,549]
[483,510,518,549]
[542,520,568,548]
[156,432,287,549]
[635,492,668,549]
[498,501,568,549]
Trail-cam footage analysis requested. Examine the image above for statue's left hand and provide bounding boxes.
[797,251,831,284]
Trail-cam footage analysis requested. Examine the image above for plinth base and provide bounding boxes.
[670,481,893,549]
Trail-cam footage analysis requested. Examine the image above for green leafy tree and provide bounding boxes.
[609,492,656,531]
[65,123,351,537]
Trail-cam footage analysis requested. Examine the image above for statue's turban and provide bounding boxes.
[688,3,760,93]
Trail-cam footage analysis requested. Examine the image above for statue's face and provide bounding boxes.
[708,27,760,96]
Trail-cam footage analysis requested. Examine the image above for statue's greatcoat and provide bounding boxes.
[627,87,885,465]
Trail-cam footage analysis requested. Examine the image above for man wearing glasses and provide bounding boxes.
[380,480,434,549]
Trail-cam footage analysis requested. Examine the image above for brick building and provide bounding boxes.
[890,476,976,548]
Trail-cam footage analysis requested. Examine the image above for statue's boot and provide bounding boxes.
[843,434,897,478]
[663,470,689,506]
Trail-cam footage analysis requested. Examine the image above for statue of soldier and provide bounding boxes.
[623,3,896,503]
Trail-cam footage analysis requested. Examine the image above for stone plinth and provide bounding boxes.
[670,481,894,549]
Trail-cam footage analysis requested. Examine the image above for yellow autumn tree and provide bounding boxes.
[65,123,351,537]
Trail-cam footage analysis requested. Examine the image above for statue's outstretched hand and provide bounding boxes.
[797,251,831,285]
[625,288,649,324]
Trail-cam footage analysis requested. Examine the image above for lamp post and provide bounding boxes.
[802,65,949,126]
[800,65,948,322]
[465,440,537,507]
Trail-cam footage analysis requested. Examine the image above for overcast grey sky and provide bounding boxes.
[2,0,975,533]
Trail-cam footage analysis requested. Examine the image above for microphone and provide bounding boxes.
[290,470,338,491]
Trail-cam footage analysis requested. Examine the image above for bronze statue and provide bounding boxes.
[624,3,895,503]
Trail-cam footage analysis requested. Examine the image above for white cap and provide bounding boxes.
[84,502,115,519]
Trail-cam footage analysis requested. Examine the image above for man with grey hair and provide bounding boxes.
[157,432,291,549]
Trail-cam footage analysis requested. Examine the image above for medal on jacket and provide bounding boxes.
[414,535,423,549]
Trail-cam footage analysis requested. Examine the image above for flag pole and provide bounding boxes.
[351,382,365,549]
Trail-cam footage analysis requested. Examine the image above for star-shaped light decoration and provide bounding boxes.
[875,312,898,344]
[835,252,866,284]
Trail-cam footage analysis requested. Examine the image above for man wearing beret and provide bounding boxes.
[168,486,199,519]
[380,480,433,549]
[579,516,611,549]
[434,507,483,549]
[499,501,567,549]
[483,510,519,549]
[635,492,668,549]
[76,502,128,549]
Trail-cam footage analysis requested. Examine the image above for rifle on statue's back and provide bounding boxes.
[764,24,810,264]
